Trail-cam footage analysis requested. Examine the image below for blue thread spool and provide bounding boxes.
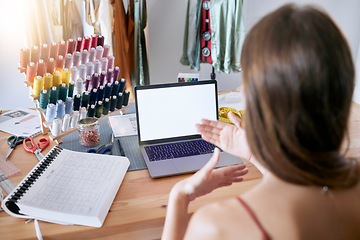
[39,90,49,109]
[110,96,117,112]
[113,66,120,82]
[116,92,123,109]
[65,97,73,114]
[49,86,59,104]
[45,103,56,122]
[89,88,97,105]
[97,85,105,102]
[85,75,91,91]
[104,83,112,99]
[56,99,65,118]
[111,80,120,96]
[59,83,68,102]
[103,98,110,115]
[81,91,89,108]
[100,71,106,86]
[119,78,126,93]
[95,101,103,118]
[87,104,96,117]
[122,90,130,107]
[68,81,75,97]
[73,94,81,111]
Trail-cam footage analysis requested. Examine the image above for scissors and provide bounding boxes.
[23,137,50,161]
[6,135,26,159]
[87,134,113,154]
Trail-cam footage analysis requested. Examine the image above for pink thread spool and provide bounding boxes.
[50,42,58,59]
[103,44,110,58]
[40,44,50,62]
[95,46,104,60]
[58,41,67,57]
[88,47,96,63]
[107,55,114,70]
[73,51,81,68]
[64,53,73,69]
[30,46,39,63]
[81,49,88,65]
[37,59,46,76]
[100,57,108,72]
[26,62,37,82]
[56,55,64,69]
[47,58,55,74]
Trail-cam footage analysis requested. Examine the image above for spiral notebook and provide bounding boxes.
[1,146,130,227]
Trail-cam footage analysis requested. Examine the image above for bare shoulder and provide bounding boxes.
[184,198,264,240]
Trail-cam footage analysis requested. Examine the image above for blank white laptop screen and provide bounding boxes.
[136,83,217,142]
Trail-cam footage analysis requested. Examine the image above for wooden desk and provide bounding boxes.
[0,111,262,239]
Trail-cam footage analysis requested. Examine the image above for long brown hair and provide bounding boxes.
[241,4,360,188]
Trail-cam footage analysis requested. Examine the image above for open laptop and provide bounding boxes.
[134,80,242,178]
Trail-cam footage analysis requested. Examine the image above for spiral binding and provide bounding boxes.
[4,146,63,214]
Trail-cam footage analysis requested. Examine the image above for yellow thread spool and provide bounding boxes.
[53,70,61,87]
[44,73,53,91]
[61,68,70,85]
[33,76,44,96]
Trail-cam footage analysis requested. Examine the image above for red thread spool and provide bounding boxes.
[75,37,82,52]
[90,34,98,49]
[20,48,30,69]
[56,55,65,70]
[47,58,55,74]
[40,44,50,62]
[26,62,37,82]
[82,36,90,51]
[50,42,58,59]
[67,38,75,54]
[58,40,67,57]
[30,46,40,63]
[97,35,104,47]
[107,55,114,70]
[37,59,46,76]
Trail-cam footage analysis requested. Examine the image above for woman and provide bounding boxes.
[162,4,360,240]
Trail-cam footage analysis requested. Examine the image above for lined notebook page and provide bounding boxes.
[7,147,129,227]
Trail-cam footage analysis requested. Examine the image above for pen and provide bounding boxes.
[118,139,125,156]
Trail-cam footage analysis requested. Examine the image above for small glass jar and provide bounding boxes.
[77,117,100,146]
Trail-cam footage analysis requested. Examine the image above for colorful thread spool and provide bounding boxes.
[97,35,104,47]
[89,88,98,105]
[81,49,89,65]
[95,101,103,118]
[87,104,95,117]
[50,42,58,59]
[89,47,96,62]
[52,118,62,137]
[116,92,123,109]
[104,83,112,99]
[103,98,110,115]
[70,111,79,128]
[106,68,113,84]
[93,59,101,74]
[107,55,114,70]
[58,40,67,57]
[110,96,117,112]
[53,70,61,87]
[39,90,49,109]
[103,44,110,58]
[20,48,30,69]
[85,75,91,91]
[33,76,44,96]
[100,57,108,72]
[73,51,81,68]
[91,73,99,89]
[45,103,56,122]
[30,46,39,63]
[40,44,49,62]
[64,53,73,69]
[82,36,90,51]
[46,58,55,74]
[49,86,59,104]
[100,71,106,86]
[90,34,98,48]
[56,99,65,119]
[59,83,68,102]
[37,59,46,76]
[65,97,73,115]
[26,62,37,82]
[67,39,75,54]
[74,94,81,111]
[44,73,53,91]
[111,80,120,96]
[75,37,82,52]
[62,114,71,132]
[70,66,78,83]
[75,78,84,96]
[95,46,104,60]
[122,90,130,106]
[86,61,94,77]
[97,85,105,102]
[68,81,75,97]
[56,55,64,69]
[81,91,89,108]
[80,107,87,119]
[113,66,120,82]
[61,68,70,85]
[119,78,126,93]
[78,64,87,80]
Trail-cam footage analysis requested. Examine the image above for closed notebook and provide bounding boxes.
[2,146,130,227]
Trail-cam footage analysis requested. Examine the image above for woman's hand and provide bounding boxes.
[172,148,248,202]
[196,111,252,160]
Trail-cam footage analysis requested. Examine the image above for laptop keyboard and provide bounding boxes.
[144,139,216,161]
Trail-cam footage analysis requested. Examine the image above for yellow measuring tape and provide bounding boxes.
[219,107,245,125]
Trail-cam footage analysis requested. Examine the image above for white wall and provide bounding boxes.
[1,0,360,109]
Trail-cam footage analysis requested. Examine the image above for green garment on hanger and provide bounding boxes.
[180,0,245,74]
[134,0,150,86]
